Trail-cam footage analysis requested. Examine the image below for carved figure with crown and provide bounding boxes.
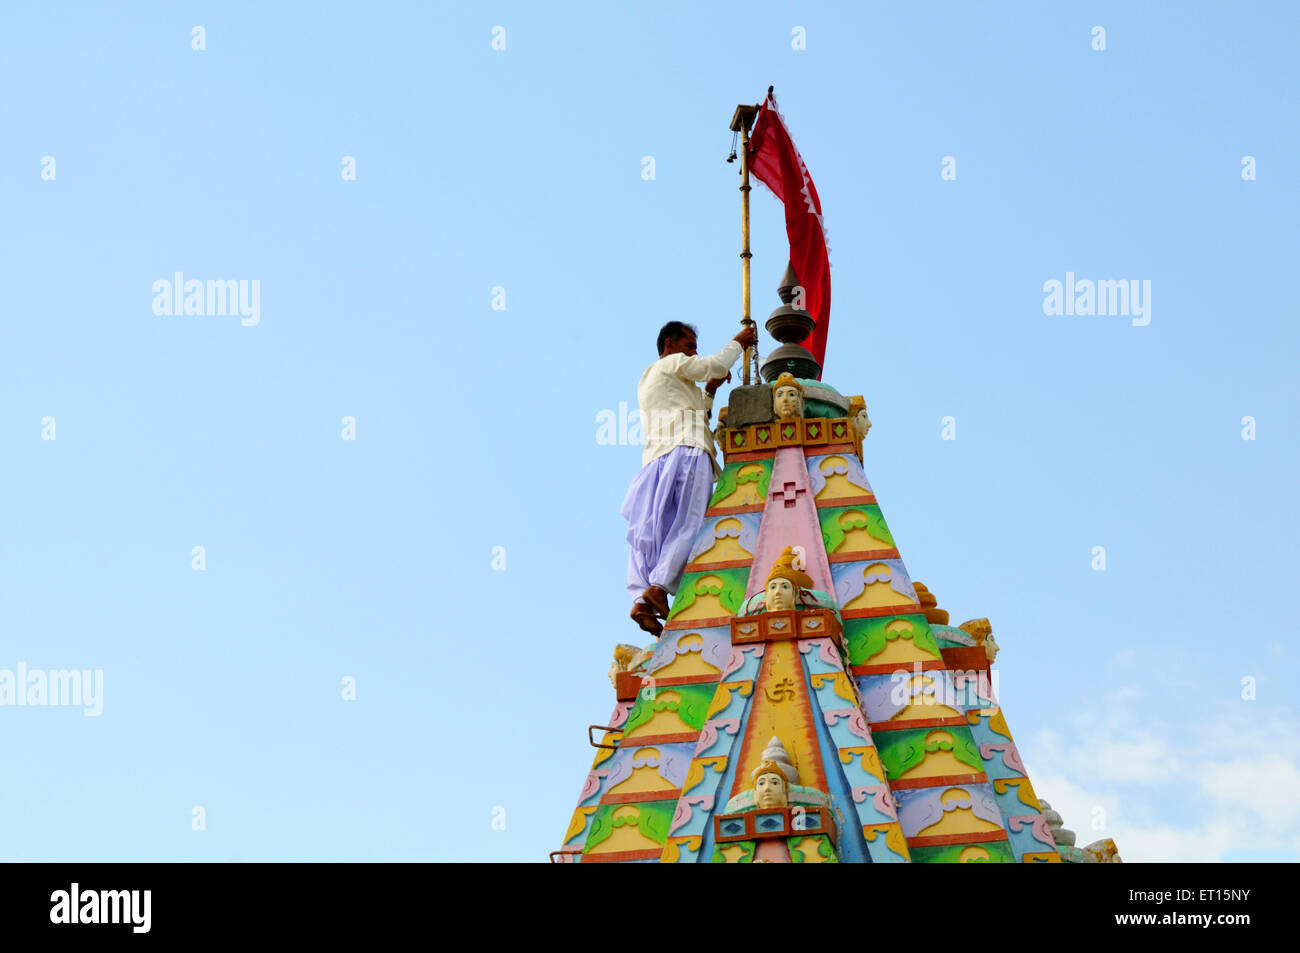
[730,546,844,654]
[607,642,656,700]
[958,618,1000,666]
[711,737,839,863]
[847,395,871,461]
[771,372,805,421]
[739,546,836,616]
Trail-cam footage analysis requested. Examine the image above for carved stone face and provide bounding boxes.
[765,577,796,613]
[773,385,802,420]
[754,771,788,809]
[853,408,872,438]
[983,633,999,665]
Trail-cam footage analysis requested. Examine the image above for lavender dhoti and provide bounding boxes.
[622,446,714,603]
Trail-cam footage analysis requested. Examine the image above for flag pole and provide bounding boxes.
[730,99,760,384]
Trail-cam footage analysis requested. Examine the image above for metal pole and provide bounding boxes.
[731,102,759,384]
[740,120,754,383]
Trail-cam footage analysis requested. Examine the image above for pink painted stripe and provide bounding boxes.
[746,447,835,599]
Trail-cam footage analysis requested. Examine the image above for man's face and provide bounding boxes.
[665,332,697,357]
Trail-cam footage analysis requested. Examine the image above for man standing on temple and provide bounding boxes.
[623,321,758,636]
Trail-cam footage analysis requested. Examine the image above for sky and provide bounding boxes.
[1,2,1297,862]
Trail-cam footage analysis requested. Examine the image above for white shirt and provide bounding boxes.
[638,340,743,478]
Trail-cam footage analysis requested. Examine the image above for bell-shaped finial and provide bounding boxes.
[761,262,822,381]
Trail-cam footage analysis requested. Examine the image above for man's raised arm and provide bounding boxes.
[666,326,758,382]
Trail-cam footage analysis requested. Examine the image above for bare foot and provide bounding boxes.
[630,602,664,637]
[641,585,671,618]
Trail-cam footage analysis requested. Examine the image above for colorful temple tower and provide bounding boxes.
[553,267,1085,864]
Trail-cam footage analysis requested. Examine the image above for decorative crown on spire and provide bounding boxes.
[772,371,803,393]
[751,736,799,784]
[766,546,814,590]
[912,581,949,625]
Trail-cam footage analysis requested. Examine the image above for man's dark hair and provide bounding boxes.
[657,321,698,356]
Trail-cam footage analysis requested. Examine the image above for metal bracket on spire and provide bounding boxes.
[587,725,621,750]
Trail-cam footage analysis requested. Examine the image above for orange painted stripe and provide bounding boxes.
[664,615,734,631]
[804,443,856,456]
[722,440,858,463]
[869,716,969,732]
[683,557,752,573]
[842,604,924,619]
[581,848,664,863]
[827,548,900,562]
[599,789,683,806]
[705,503,765,516]
[636,673,721,688]
[813,494,877,508]
[907,830,1009,848]
[721,449,778,463]
[889,773,987,790]
[616,731,700,748]
[851,660,947,676]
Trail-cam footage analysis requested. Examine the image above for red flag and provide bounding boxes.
[748,91,831,375]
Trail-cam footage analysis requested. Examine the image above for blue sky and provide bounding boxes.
[2,1,1296,861]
